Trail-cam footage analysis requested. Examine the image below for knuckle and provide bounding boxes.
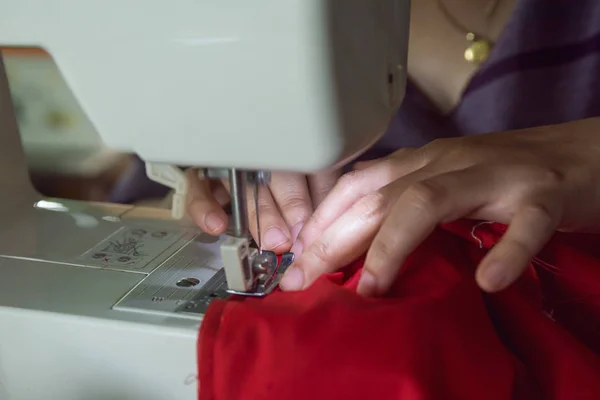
[425,138,448,151]
[537,168,567,187]
[369,239,395,263]
[377,157,405,179]
[279,194,308,211]
[412,147,434,168]
[306,211,326,229]
[391,148,414,157]
[424,137,458,157]
[354,192,389,221]
[353,160,375,170]
[523,202,556,225]
[404,180,448,213]
[336,170,363,193]
[445,141,470,159]
[299,212,327,242]
[443,141,483,165]
[247,197,274,220]
[310,185,334,206]
[309,240,332,265]
[256,201,275,217]
[309,170,340,188]
[279,195,312,224]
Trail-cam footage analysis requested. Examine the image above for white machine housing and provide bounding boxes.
[0,0,409,171]
[0,1,410,399]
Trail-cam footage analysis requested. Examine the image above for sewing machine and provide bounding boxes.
[0,1,409,399]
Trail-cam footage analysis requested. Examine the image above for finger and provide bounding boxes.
[280,190,392,292]
[354,148,421,171]
[247,185,292,253]
[307,169,343,207]
[353,157,387,171]
[222,176,292,252]
[360,167,498,296]
[295,152,425,255]
[269,173,313,242]
[185,169,228,235]
[210,180,230,206]
[476,200,560,292]
[353,160,379,171]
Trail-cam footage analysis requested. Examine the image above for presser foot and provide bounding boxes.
[180,246,295,314]
[225,250,295,298]
[220,235,294,297]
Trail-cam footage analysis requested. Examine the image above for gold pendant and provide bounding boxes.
[464,33,492,64]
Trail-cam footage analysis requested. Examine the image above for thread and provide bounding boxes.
[470,221,494,248]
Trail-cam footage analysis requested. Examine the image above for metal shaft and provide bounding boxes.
[228,169,249,238]
[254,183,262,254]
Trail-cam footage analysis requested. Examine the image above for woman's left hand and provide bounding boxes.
[280,118,600,296]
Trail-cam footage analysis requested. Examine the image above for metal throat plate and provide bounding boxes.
[179,251,295,314]
[113,236,294,318]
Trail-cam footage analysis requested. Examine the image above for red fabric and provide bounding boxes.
[197,221,600,400]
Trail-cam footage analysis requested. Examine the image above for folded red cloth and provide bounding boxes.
[198,220,600,400]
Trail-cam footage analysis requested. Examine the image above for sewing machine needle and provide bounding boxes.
[254,183,262,254]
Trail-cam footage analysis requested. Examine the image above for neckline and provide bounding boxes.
[410,0,524,119]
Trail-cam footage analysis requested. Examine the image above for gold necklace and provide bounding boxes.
[435,0,500,64]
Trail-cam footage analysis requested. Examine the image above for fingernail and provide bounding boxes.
[479,262,508,292]
[204,212,225,233]
[290,223,304,242]
[357,270,377,296]
[280,267,304,291]
[263,227,290,249]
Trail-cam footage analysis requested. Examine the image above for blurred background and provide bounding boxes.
[1,47,169,206]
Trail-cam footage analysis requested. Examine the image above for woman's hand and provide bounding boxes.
[281,118,600,296]
[185,169,341,253]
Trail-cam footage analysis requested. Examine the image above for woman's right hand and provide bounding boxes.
[185,169,341,254]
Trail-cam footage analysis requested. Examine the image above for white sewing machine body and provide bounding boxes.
[0,198,214,400]
[1,0,408,172]
[0,1,410,399]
